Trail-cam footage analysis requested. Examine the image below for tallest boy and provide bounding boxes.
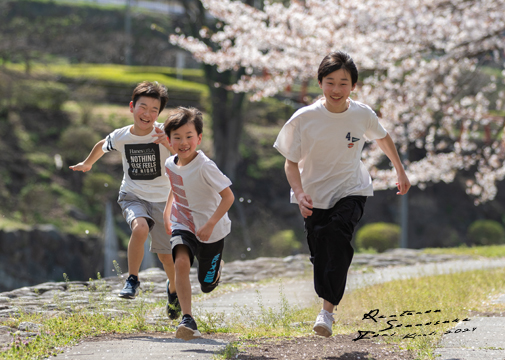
[274,51,410,337]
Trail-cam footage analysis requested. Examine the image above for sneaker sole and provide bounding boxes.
[118,293,137,299]
[313,324,332,337]
[176,325,202,341]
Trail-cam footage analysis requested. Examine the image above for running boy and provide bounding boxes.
[70,81,181,320]
[163,107,234,341]
[274,51,410,337]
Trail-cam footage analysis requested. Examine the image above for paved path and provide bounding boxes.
[52,257,505,359]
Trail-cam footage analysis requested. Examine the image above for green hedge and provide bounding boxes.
[355,222,400,253]
[467,220,505,246]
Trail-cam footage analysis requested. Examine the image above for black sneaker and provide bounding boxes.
[118,274,140,299]
[176,314,202,341]
[166,280,181,320]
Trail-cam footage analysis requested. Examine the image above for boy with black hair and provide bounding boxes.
[163,106,234,340]
[274,51,410,337]
[70,81,181,320]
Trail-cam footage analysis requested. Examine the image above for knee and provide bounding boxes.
[131,218,150,237]
[174,254,191,273]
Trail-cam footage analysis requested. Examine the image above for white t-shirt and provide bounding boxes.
[102,123,171,202]
[165,150,232,243]
[274,98,388,209]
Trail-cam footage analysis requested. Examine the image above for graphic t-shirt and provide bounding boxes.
[274,98,387,209]
[103,123,171,202]
[165,150,232,243]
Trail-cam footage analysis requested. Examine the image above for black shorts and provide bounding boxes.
[170,229,224,293]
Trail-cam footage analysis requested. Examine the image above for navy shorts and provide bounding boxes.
[170,229,224,293]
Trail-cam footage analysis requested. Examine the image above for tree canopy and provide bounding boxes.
[171,0,505,203]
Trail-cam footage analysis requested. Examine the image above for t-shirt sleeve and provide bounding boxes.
[102,131,117,153]
[201,161,232,194]
[364,109,388,140]
[273,117,301,163]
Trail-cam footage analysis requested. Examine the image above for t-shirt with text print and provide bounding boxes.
[165,150,232,243]
[102,123,171,202]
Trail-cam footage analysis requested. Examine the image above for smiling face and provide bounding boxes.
[168,122,202,166]
[318,68,356,113]
[129,96,161,136]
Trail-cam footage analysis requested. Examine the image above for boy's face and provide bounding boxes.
[168,122,202,166]
[129,96,161,136]
[318,68,356,113]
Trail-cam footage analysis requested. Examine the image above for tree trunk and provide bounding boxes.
[203,65,246,181]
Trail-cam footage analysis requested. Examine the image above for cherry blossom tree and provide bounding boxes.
[170,0,505,203]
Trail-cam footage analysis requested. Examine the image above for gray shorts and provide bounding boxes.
[117,191,171,254]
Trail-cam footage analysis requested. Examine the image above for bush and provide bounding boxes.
[13,80,69,110]
[467,220,505,246]
[355,222,400,253]
[59,126,101,163]
[269,229,302,256]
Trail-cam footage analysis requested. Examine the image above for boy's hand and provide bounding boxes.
[296,193,313,218]
[196,222,215,242]
[153,127,175,153]
[396,171,411,195]
[69,162,92,172]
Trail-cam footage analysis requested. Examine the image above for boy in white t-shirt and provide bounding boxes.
[70,81,181,320]
[274,51,411,337]
[163,107,234,341]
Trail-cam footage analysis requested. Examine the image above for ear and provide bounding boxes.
[318,80,322,89]
[197,133,203,145]
[351,83,357,91]
[129,101,134,113]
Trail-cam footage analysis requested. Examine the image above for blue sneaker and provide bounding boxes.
[118,275,140,299]
[166,280,181,320]
[176,314,202,341]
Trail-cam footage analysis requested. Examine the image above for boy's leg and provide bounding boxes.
[196,239,224,293]
[170,233,201,340]
[173,245,192,316]
[149,201,179,319]
[158,253,180,320]
[306,196,366,337]
[117,192,154,299]
[127,217,150,276]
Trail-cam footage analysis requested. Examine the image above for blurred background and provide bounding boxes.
[1,0,504,292]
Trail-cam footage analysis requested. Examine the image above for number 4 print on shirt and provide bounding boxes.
[346,132,360,148]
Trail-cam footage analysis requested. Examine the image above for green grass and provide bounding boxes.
[6,63,208,94]
[423,244,505,258]
[2,267,505,359]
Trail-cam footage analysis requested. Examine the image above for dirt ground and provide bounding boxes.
[235,334,415,360]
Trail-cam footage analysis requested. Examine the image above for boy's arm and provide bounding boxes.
[69,139,106,172]
[163,189,174,235]
[285,159,313,218]
[375,133,411,195]
[196,187,234,242]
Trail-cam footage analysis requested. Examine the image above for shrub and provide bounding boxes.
[467,220,505,246]
[13,80,69,110]
[355,222,400,253]
[59,126,101,163]
[269,229,302,256]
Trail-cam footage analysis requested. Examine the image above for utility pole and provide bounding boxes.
[400,123,409,248]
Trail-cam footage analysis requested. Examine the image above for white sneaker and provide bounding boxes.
[313,309,334,337]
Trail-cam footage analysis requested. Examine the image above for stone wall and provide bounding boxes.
[0,225,103,292]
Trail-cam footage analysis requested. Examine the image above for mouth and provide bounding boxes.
[178,147,190,154]
[330,95,343,101]
[140,117,151,124]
